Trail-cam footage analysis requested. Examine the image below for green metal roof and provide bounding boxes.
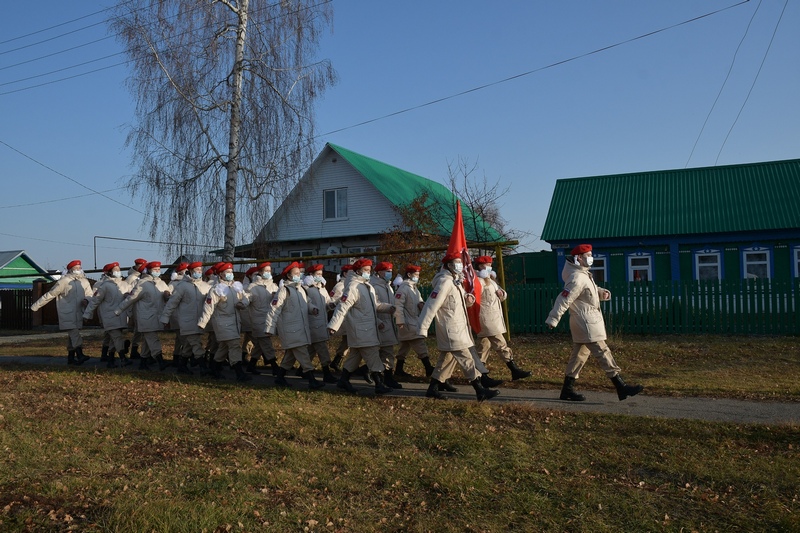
[541,158,800,241]
[328,143,504,242]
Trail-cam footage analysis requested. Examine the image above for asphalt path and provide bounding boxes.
[1,332,797,426]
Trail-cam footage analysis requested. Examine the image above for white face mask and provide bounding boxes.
[383,272,392,281]
[314,275,325,284]
[361,271,371,280]
[291,275,302,283]
[585,256,594,267]
[451,262,463,273]
[191,271,202,280]
[477,269,490,279]
[150,270,161,277]
[112,271,122,278]
[261,271,272,279]
[223,272,234,282]
[71,269,83,276]
[409,276,419,283]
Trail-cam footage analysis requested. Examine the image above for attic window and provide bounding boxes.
[324,188,347,220]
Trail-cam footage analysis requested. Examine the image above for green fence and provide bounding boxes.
[506,279,800,335]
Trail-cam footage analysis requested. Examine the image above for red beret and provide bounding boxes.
[102,262,119,272]
[137,263,147,273]
[405,264,421,274]
[134,258,147,265]
[188,261,203,270]
[571,244,592,256]
[476,256,493,264]
[146,261,161,270]
[257,262,271,270]
[66,260,81,270]
[213,262,226,273]
[218,263,233,272]
[176,262,189,272]
[341,264,353,273]
[375,261,393,272]
[306,263,323,273]
[352,258,373,271]
[282,261,303,276]
[245,266,259,277]
[204,267,215,277]
[441,252,460,263]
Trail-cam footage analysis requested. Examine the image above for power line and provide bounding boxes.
[715,0,788,164]
[0,187,128,209]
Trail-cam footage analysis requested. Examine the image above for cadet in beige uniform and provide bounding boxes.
[265,262,324,390]
[245,262,279,375]
[369,261,402,389]
[83,262,132,368]
[31,259,93,365]
[327,258,395,395]
[474,256,531,381]
[166,261,189,366]
[160,261,210,374]
[124,258,148,359]
[328,264,353,370]
[198,263,251,382]
[302,264,338,383]
[546,244,644,401]
[392,264,435,379]
[417,252,499,402]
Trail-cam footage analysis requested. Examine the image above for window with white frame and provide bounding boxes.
[589,254,607,283]
[323,188,348,220]
[628,254,652,282]
[289,250,313,258]
[695,250,721,281]
[794,247,800,278]
[743,247,770,279]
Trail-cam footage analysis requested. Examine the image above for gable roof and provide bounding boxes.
[327,143,504,242]
[0,250,53,288]
[541,158,800,241]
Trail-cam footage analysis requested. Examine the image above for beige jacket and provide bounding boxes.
[31,273,92,330]
[369,275,398,347]
[83,276,130,330]
[245,277,277,338]
[198,281,249,342]
[393,279,425,341]
[303,282,333,343]
[417,269,474,352]
[264,281,312,349]
[116,275,169,333]
[327,275,393,348]
[476,275,507,338]
[160,277,211,336]
[545,261,608,343]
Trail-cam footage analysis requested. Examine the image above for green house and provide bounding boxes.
[0,250,54,289]
[541,159,800,284]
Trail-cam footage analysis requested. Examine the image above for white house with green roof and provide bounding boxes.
[541,158,800,284]
[246,143,503,270]
[0,250,55,289]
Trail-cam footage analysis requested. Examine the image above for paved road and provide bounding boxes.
[2,346,797,425]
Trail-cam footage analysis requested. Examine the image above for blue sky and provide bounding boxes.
[1,0,797,273]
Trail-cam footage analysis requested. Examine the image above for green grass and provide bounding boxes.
[0,333,799,531]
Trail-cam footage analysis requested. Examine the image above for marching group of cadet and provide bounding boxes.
[30,245,644,403]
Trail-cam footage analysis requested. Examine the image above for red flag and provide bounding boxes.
[446,201,481,334]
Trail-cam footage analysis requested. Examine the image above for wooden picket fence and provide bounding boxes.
[507,279,800,335]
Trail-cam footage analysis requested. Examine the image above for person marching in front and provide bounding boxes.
[244,262,280,376]
[83,262,132,368]
[124,258,148,359]
[159,261,211,374]
[369,261,402,389]
[31,259,93,365]
[327,258,395,395]
[545,244,644,401]
[392,264,436,380]
[302,263,338,384]
[417,252,499,402]
[327,264,353,370]
[264,261,325,390]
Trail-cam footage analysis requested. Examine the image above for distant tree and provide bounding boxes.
[109,0,336,261]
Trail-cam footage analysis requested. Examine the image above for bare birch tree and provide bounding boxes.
[109,0,336,261]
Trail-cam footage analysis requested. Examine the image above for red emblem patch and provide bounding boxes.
[561,289,570,298]
[395,293,402,299]
[340,294,348,302]
[329,291,335,297]
[430,291,438,299]
[271,299,278,306]
[206,297,212,304]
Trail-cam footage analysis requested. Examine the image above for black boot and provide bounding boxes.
[611,374,644,401]
[420,356,435,377]
[560,376,585,401]
[233,362,252,382]
[437,379,458,392]
[426,379,445,399]
[130,344,141,360]
[337,368,357,393]
[294,365,304,377]
[274,367,291,387]
[322,365,338,384]
[155,352,170,371]
[246,357,262,375]
[74,346,90,365]
[383,369,403,389]
[100,345,110,362]
[67,350,77,365]
[506,360,532,380]
[266,358,280,376]
[139,355,151,370]
[305,370,325,390]
[358,365,374,385]
[480,373,503,388]
[471,378,500,402]
[106,350,118,368]
[394,359,413,380]
[329,353,343,371]
[118,347,132,367]
[372,372,392,395]
[176,356,193,375]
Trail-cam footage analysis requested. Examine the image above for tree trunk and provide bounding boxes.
[224,0,249,262]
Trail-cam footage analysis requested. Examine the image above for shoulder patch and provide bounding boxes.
[395,292,402,299]
[341,294,348,302]
[430,291,438,299]
[561,289,570,298]
[329,291,335,297]
[206,296,212,304]
[271,298,278,306]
